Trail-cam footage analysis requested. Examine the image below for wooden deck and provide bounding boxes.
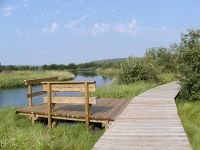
[93,82,192,150]
[16,98,129,124]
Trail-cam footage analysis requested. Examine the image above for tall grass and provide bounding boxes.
[0,107,104,150]
[177,101,200,150]
[95,68,120,79]
[157,72,177,84]
[93,81,157,99]
[0,71,75,88]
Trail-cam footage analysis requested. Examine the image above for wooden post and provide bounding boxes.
[84,82,89,129]
[28,85,32,107]
[47,83,52,128]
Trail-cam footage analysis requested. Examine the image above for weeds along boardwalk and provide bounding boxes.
[93,81,192,150]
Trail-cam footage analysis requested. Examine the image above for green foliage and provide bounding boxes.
[117,57,158,84]
[177,101,200,150]
[145,45,178,73]
[178,29,200,101]
[0,107,103,150]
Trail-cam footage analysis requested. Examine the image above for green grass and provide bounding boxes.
[157,72,176,84]
[177,101,200,150]
[95,68,120,79]
[93,81,157,99]
[0,107,104,150]
[0,71,75,88]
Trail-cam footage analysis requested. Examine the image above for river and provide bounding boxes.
[0,73,111,107]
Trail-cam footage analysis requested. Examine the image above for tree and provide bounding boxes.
[145,46,178,73]
[117,57,158,84]
[178,29,200,101]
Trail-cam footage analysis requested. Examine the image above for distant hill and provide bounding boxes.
[90,58,127,64]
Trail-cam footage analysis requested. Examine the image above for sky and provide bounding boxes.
[0,0,200,65]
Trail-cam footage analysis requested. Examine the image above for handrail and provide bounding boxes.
[24,77,58,85]
[25,77,59,107]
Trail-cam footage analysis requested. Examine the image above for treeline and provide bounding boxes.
[0,61,123,72]
[0,65,40,71]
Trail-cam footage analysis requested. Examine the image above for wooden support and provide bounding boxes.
[84,82,90,129]
[47,83,52,128]
[28,85,33,107]
[31,114,36,124]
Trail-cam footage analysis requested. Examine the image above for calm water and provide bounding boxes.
[0,74,111,107]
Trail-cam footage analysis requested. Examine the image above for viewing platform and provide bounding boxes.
[15,77,129,128]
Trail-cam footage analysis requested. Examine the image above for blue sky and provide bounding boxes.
[0,0,200,65]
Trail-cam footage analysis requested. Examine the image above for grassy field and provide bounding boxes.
[0,71,75,88]
[177,101,200,150]
[0,107,104,150]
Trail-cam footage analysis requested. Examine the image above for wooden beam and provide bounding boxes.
[27,91,47,98]
[24,77,58,85]
[84,82,90,129]
[28,85,32,107]
[43,83,96,92]
[43,97,96,104]
[47,83,52,128]
[42,80,95,84]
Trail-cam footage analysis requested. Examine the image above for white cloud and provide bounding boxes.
[64,15,87,28]
[42,22,60,33]
[91,23,111,35]
[72,19,141,36]
[2,6,18,16]
[2,3,29,17]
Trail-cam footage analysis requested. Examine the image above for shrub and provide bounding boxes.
[145,46,178,73]
[117,57,158,84]
[178,29,200,101]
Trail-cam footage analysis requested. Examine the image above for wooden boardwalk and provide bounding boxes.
[93,82,192,150]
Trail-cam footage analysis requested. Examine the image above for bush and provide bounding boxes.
[117,57,158,84]
[178,29,200,101]
[145,46,178,73]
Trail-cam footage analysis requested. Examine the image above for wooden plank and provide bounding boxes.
[15,99,129,123]
[24,77,58,85]
[42,80,95,84]
[43,96,96,104]
[27,91,47,98]
[42,83,96,92]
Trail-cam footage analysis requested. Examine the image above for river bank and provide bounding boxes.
[0,71,75,88]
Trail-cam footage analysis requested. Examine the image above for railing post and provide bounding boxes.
[84,82,89,129]
[47,83,52,128]
[28,85,32,107]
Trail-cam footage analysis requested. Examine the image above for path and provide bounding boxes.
[93,81,191,150]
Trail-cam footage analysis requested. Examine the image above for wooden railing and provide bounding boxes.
[42,81,96,129]
[24,77,58,108]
